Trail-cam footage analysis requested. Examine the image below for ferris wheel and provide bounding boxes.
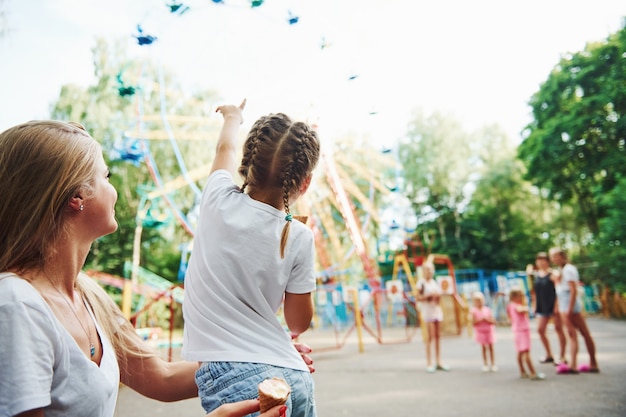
[110,1,404,317]
[114,60,223,317]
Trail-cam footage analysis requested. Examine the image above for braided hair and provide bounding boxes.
[238,113,320,258]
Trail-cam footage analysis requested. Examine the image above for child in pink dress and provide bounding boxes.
[470,291,497,372]
[507,288,545,380]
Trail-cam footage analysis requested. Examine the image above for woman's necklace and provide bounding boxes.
[52,286,96,357]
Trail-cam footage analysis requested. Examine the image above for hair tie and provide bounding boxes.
[285,213,293,222]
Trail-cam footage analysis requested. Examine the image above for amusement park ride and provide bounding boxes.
[88,4,468,351]
[93,67,471,352]
[390,241,467,338]
[116,109,401,317]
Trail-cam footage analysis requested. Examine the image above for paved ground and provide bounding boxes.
[114,317,626,417]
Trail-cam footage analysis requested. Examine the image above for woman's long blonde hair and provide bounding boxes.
[0,120,151,364]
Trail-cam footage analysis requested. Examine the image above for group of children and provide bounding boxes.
[468,248,600,381]
[470,288,545,380]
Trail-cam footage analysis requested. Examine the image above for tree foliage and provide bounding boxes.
[397,112,546,268]
[398,110,476,259]
[589,176,626,291]
[462,158,537,269]
[518,24,626,235]
[396,106,583,272]
[518,22,626,288]
[51,38,220,282]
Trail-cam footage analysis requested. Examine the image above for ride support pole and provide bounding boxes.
[352,287,365,353]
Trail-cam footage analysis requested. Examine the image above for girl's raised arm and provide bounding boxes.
[211,99,246,175]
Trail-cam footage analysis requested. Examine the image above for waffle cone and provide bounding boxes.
[259,393,288,413]
[258,378,290,413]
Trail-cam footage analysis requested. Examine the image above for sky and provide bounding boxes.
[1,0,625,146]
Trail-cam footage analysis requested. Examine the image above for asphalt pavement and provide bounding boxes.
[114,316,626,417]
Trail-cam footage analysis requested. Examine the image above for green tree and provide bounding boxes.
[50,38,220,282]
[462,159,531,269]
[398,112,527,266]
[398,110,476,260]
[588,176,626,291]
[460,155,581,270]
[518,22,626,290]
[397,113,578,271]
[518,23,626,236]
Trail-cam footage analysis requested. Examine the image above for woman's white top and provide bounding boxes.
[418,278,444,322]
[0,273,119,417]
[555,264,582,313]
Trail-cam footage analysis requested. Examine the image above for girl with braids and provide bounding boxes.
[183,100,321,417]
[0,120,309,417]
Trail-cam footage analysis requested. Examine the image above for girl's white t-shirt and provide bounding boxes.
[182,170,316,371]
[0,273,119,417]
[418,278,444,322]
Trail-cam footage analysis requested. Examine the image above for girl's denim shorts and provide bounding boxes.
[195,361,316,417]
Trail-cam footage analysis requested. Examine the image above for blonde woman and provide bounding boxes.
[549,247,599,374]
[0,121,309,417]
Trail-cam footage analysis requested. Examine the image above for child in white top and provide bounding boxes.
[417,261,449,373]
[182,100,321,417]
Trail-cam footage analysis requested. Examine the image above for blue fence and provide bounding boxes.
[314,269,601,330]
[454,269,529,303]
[313,282,418,331]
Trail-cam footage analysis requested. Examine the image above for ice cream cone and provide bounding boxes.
[258,377,290,413]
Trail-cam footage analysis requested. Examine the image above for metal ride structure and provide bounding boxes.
[390,243,470,341]
[117,76,404,350]
[118,104,220,318]
[107,43,223,318]
[111,2,312,320]
[106,2,413,352]
[296,140,398,287]
[114,59,396,318]
[291,137,429,351]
